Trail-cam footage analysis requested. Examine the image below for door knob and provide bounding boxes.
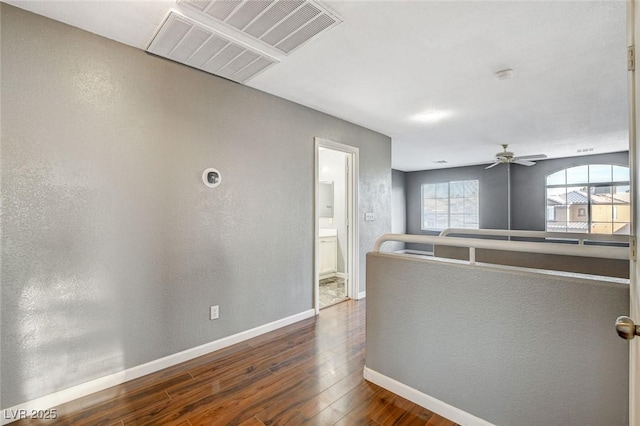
[615,316,640,340]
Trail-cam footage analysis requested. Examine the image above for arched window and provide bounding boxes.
[545,165,630,235]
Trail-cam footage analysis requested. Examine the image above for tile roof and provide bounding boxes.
[565,191,589,204]
[547,190,630,205]
[547,222,589,231]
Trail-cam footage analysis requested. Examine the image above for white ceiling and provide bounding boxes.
[4,0,629,171]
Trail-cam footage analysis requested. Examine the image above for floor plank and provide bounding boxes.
[9,300,458,426]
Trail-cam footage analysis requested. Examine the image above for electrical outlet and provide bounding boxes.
[210,305,219,320]
[365,212,375,221]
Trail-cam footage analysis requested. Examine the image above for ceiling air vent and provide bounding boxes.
[179,0,342,55]
[147,12,277,83]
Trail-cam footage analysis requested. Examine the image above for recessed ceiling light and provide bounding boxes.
[433,160,448,164]
[413,110,452,123]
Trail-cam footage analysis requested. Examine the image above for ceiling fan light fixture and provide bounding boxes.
[485,144,547,169]
[413,110,452,123]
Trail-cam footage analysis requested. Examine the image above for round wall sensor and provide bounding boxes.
[202,168,222,188]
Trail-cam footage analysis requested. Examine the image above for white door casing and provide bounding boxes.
[628,1,639,424]
[314,138,360,314]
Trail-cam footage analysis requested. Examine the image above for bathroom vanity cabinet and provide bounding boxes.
[319,235,337,278]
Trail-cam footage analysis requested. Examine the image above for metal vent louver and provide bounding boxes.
[179,0,341,55]
[147,12,277,83]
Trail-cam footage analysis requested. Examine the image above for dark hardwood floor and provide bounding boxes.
[12,300,457,426]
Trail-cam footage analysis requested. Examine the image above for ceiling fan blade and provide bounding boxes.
[485,161,501,169]
[515,154,547,161]
[514,159,536,166]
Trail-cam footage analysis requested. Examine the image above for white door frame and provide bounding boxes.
[314,137,359,314]
[628,1,639,424]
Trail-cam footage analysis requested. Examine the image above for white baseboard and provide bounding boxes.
[363,367,495,426]
[1,309,316,425]
[319,271,336,279]
[319,272,346,280]
[357,291,366,299]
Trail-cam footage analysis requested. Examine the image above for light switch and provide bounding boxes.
[365,212,375,221]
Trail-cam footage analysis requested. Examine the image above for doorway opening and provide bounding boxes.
[314,138,359,313]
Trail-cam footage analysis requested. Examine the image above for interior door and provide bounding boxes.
[344,152,351,298]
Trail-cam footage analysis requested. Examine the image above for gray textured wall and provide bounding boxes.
[366,253,629,426]
[0,4,391,408]
[389,169,406,252]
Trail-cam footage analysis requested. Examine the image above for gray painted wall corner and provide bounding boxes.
[0,4,391,407]
[389,169,407,252]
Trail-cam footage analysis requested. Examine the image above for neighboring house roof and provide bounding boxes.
[547,190,630,205]
[547,222,589,230]
[546,196,564,205]
[565,191,589,204]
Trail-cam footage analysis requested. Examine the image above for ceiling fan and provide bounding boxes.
[485,144,548,169]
